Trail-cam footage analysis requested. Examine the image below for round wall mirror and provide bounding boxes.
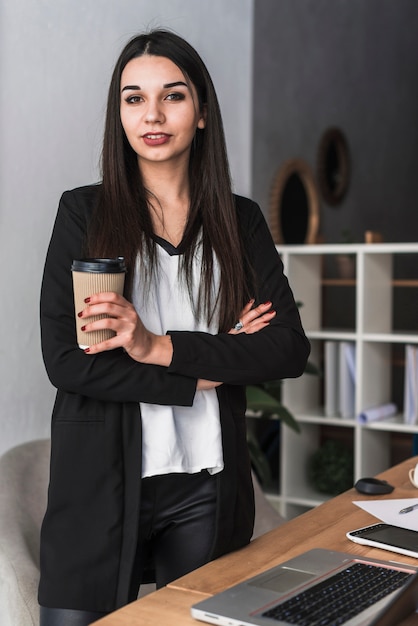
[317,127,350,206]
[269,158,320,244]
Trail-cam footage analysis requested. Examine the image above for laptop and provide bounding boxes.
[191,548,418,626]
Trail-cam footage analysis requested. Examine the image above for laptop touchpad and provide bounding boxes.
[249,568,315,593]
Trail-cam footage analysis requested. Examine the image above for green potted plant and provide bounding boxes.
[246,348,321,487]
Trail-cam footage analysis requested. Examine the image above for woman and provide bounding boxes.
[39,29,310,625]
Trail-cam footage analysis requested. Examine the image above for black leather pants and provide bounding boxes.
[130,469,218,592]
[39,607,107,626]
[40,470,218,626]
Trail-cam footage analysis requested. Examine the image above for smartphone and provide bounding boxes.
[347,523,418,559]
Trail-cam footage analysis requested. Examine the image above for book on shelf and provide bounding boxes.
[324,341,339,416]
[339,341,356,419]
[404,345,418,424]
[324,341,356,419]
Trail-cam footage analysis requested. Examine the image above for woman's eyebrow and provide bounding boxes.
[163,81,188,89]
[121,81,188,92]
[121,85,140,92]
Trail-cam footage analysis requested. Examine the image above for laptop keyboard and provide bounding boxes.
[261,562,412,625]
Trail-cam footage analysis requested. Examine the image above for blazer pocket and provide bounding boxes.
[52,390,106,423]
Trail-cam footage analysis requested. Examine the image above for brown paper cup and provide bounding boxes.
[72,258,126,348]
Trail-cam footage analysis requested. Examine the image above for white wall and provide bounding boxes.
[0,0,254,456]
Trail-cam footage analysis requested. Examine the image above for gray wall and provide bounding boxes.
[252,0,418,244]
[2,0,417,457]
[0,0,254,456]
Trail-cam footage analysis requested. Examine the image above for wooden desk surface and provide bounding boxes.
[94,456,418,625]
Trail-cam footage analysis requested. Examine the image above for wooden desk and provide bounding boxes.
[95,456,418,625]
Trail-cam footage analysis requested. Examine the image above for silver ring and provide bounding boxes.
[234,321,243,331]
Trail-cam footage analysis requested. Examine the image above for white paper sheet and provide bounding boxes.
[353,499,418,531]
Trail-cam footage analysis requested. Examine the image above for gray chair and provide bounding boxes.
[0,440,285,624]
[0,439,50,626]
[251,470,285,538]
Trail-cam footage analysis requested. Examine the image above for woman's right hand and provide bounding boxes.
[197,299,276,390]
[229,299,276,335]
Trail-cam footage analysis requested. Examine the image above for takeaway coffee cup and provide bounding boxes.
[72,257,126,348]
[409,463,418,488]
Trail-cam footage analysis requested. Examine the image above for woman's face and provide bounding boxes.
[120,54,206,170]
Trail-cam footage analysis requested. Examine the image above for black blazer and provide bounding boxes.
[39,185,310,611]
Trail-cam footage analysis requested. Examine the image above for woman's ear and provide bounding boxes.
[197,104,207,129]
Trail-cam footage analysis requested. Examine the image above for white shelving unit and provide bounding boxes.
[268,242,418,519]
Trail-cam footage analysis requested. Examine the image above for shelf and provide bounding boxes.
[307,330,357,340]
[278,242,418,254]
[322,279,418,287]
[322,279,356,287]
[282,414,418,432]
[362,332,418,344]
[293,413,356,427]
[361,418,418,433]
[393,280,418,287]
[305,332,418,343]
[282,494,326,509]
[268,242,418,519]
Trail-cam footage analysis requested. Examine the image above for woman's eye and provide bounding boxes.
[125,95,142,104]
[165,92,185,101]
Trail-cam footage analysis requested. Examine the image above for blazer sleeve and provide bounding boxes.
[167,197,310,385]
[40,187,197,406]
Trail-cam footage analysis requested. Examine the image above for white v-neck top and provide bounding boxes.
[131,237,224,478]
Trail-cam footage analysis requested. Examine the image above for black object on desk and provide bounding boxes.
[354,478,394,495]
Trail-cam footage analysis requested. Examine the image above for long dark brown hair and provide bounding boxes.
[87,29,253,332]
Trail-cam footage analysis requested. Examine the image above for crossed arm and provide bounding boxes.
[78,294,276,389]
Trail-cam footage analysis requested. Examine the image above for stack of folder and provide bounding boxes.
[404,345,418,424]
[324,341,356,418]
[325,342,416,423]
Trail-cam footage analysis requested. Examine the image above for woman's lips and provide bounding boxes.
[142,133,171,146]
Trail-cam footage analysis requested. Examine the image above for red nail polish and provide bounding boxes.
[77,312,83,318]
[81,325,86,331]
[84,347,90,353]
[263,301,272,306]
[84,297,91,303]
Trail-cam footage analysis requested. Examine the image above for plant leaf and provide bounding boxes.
[246,386,300,433]
[304,361,322,376]
[246,385,281,408]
